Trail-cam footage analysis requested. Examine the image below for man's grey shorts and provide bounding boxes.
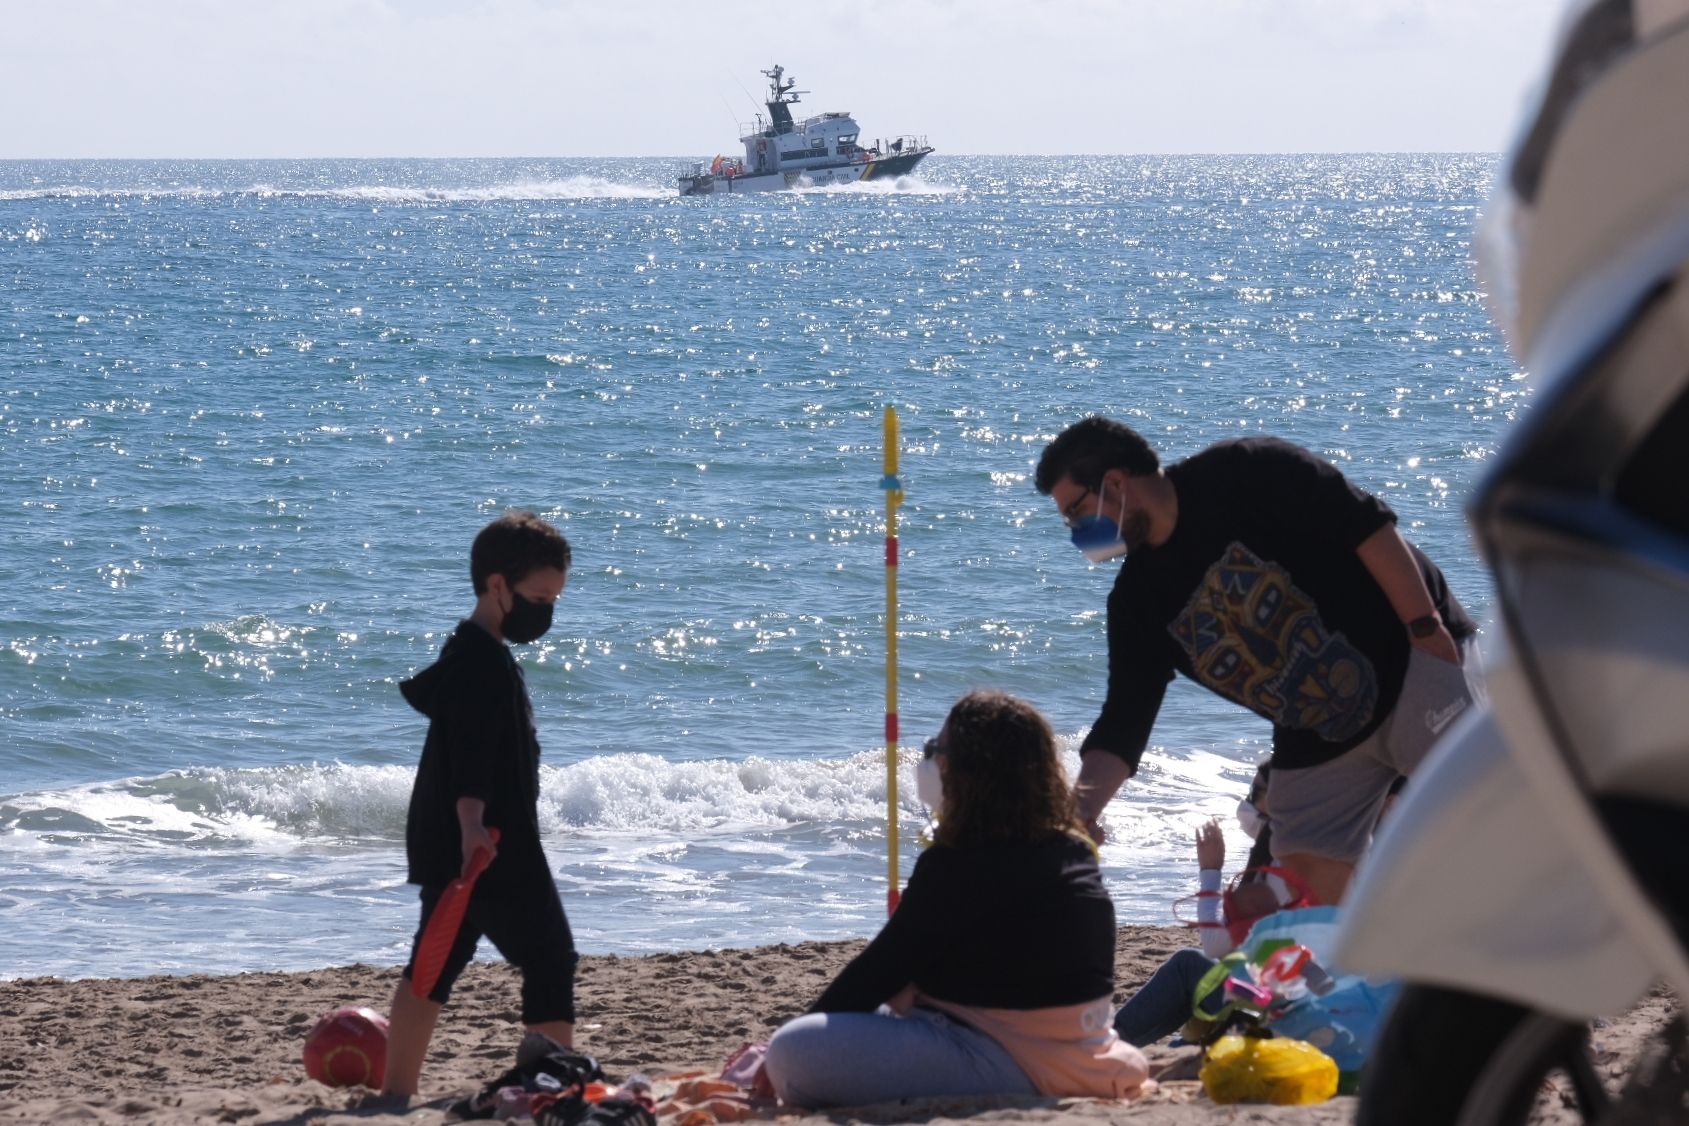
[1266,640,1484,865]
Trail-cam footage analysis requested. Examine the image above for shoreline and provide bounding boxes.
[1,926,1672,1125]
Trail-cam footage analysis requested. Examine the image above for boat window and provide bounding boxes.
[811,138,826,149]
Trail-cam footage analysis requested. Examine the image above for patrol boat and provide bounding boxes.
[677,65,933,196]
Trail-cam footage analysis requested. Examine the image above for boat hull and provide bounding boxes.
[860,150,930,181]
[678,150,931,195]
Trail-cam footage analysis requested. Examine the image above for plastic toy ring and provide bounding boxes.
[1257,943,1313,989]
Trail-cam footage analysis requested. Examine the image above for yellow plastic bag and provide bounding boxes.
[1199,1034,1339,1105]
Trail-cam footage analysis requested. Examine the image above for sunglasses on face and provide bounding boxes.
[923,736,942,759]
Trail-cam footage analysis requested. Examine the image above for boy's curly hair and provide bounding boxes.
[932,690,1087,849]
[470,509,571,594]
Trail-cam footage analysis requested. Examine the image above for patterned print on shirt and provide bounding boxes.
[1168,542,1378,740]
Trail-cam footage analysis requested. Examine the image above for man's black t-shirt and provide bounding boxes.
[809,835,1116,1013]
[1082,437,1473,773]
[400,620,551,893]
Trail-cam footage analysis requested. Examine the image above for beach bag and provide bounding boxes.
[1199,1034,1338,1105]
[1233,906,1400,1084]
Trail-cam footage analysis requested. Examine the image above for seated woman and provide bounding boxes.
[762,690,1150,1108]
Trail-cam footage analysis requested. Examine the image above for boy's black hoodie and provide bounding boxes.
[400,620,550,893]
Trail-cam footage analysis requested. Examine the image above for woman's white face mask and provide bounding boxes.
[916,754,944,809]
[1236,797,1267,840]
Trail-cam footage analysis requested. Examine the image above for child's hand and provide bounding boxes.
[1195,818,1225,871]
[461,823,499,876]
[886,983,918,1014]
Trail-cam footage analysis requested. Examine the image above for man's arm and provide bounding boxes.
[1356,524,1461,664]
[1243,441,1453,661]
[1075,750,1134,843]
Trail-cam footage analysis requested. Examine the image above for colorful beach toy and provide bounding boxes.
[410,827,500,998]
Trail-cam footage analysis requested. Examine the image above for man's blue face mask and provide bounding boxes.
[1070,489,1128,564]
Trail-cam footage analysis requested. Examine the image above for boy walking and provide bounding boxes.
[383,510,579,1098]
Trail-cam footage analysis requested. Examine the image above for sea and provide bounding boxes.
[0,155,1524,981]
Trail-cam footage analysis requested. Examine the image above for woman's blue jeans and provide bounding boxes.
[764,1006,1037,1108]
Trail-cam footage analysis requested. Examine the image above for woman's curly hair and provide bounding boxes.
[932,690,1088,848]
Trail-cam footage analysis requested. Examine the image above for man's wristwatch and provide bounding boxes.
[1406,613,1442,639]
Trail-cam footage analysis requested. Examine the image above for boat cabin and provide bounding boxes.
[740,66,867,174]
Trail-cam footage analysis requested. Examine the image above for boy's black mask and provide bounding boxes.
[503,590,553,644]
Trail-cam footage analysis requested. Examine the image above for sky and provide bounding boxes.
[3,0,1564,159]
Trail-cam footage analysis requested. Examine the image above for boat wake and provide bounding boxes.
[255,178,671,202]
[794,177,957,197]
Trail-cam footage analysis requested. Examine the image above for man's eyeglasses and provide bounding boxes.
[1060,486,1098,530]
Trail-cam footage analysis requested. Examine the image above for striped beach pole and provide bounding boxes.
[881,405,905,915]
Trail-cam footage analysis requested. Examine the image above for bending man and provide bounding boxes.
[1035,418,1478,904]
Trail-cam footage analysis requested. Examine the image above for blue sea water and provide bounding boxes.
[0,155,1523,980]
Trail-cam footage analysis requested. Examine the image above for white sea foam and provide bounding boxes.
[794,176,957,196]
[0,749,923,846]
[0,735,1252,849]
[0,737,1261,978]
[249,179,671,202]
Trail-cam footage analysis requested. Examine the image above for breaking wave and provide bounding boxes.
[0,749,920,848]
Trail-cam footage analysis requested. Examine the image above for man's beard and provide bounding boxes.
[1122,510,1152,554]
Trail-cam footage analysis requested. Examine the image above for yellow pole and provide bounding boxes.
[881,406,905,915]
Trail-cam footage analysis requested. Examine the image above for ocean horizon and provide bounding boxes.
[0,154,1519,980]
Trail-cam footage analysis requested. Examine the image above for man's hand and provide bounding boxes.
[1412,621,1462,665]
[1195,818,1225,870]
[1355,525,1463,666]
[1074,750,1133,846]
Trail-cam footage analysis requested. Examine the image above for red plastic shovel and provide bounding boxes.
[410,827,499,999]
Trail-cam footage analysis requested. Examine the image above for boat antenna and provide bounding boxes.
[728,71,762,116]
[716,92,741,135]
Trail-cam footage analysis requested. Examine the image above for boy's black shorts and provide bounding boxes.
[403,878,579,1024]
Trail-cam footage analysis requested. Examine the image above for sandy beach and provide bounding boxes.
[0,923,1669,1126]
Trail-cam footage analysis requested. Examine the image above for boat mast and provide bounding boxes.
[762,64,804,135]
